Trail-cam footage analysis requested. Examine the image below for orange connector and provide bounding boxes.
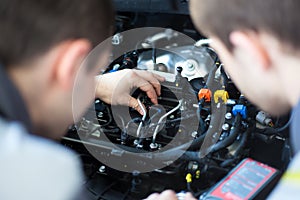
[198,88,212,102]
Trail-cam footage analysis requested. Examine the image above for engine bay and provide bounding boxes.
[62,1,292,199]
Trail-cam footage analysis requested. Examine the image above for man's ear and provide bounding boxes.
[229,31,271,70]
[53,39,92,90]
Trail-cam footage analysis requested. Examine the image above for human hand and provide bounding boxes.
[95,69,165,115]
[144,190,197,200]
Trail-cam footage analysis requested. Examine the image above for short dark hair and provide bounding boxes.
[191,0,300,51]
[0,0,114,67]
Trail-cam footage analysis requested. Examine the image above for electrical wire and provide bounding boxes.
[125,117,142,133]
[136,96,147,137]
[220,128,251,168]
[152,100,183,143]
[256,113,293,135]
[194,39,213,47]
[209,114,242,153]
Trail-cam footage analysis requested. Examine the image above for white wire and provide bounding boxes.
[152,100,183,142]
[194,38,213,47]
[136,97,147,137]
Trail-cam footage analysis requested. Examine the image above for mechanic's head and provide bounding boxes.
[0,0,114,138]
[190,0,300,115]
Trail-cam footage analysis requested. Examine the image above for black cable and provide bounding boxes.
[152,46,157,66]
[187,182,192,192]
[98,106,113,127]
[256,114,292,135]
[209,114,242,153]
[232,129,249,156]
[197,99,206,134]
[220,128,250,168]
[147,112,197,127]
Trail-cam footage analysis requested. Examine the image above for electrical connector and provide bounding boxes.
[195,170,201,179]
[214,90,229,103]
[186,173,192,183]
[198,88,212,102]
[232,105,247,119]
[256,111,273,126]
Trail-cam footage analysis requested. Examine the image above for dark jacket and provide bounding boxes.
[0,64,84,200]
[0,64,32,131]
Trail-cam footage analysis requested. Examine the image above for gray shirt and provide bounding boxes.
[0,63,85,200]
[0,119,84,200]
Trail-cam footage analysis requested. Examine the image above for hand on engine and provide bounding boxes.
[95,69,165,115]
[144,190,197,200]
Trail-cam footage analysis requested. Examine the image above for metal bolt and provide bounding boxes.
[132,170,140,176]
[187,62,194,71]
[134,139,139,146]
[99,166,106,173]
[225,112,233,120]
[191,131,198,138]
[98,112,104,118]
[205,115,211,123]
[176,66,183,74]
[222,124,230,131]
[150,143,159,150]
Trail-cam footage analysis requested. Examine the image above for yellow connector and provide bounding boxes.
[196,170,201,179]
[214,90,229,103]
[186,173,192,183]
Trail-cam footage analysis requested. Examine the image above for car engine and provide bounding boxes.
[62,1,293,199]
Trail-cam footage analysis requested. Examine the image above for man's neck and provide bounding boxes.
[7,64,49,134]
[274,52,300,107]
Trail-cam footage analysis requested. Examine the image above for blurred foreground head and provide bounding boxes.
[190,0,300,115]
[0,0,114,138]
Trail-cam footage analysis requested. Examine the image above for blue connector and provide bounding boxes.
[232,105,247,119]
[108,69,118,73]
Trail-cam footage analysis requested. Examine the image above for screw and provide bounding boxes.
[222,124,230,131]
[191,131,198,138]
[134,139,139,146]
[225,113,233,120]
[186,62,195,71]
[99,166,106,173]
[150,143,158,150]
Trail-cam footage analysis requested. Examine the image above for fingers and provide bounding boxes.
[144,190,177,200]
[144,193,159,200]
[185,192,197,200]
[128,96,146,115]
[152,73,166,82]
[133,70,165,96]
[131,75,159,105]
[133,69,165,82]
[97,69,165,108]
[158,190,178,199]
